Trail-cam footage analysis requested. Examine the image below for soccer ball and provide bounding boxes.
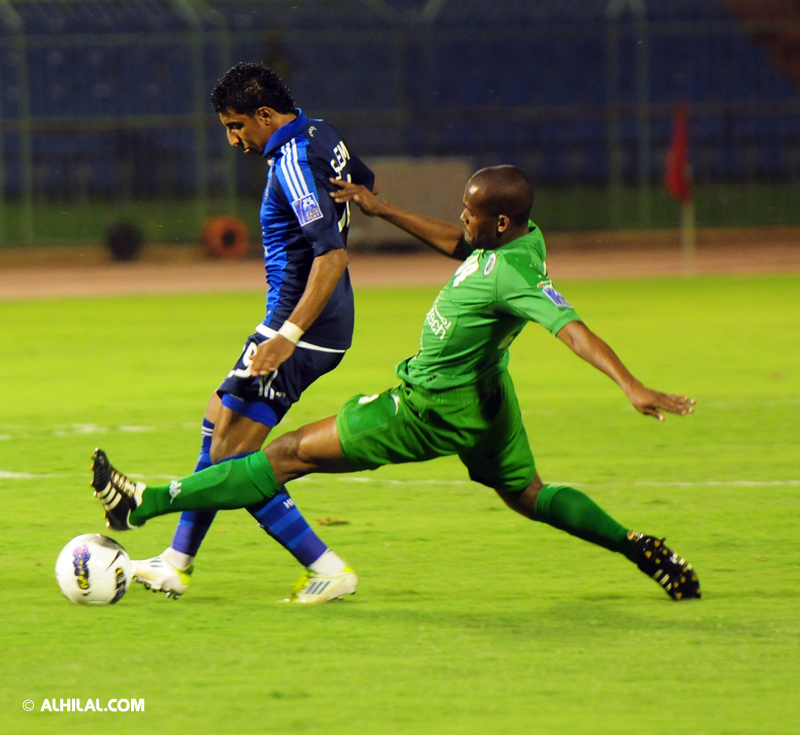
[55,534,132,605]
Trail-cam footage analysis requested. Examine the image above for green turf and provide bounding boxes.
[1,274,798,734]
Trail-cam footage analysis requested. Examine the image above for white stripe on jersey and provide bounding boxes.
[278,152,301,200]
[279,139,309,201]
[255,324,346,353]
[290,139,310,196]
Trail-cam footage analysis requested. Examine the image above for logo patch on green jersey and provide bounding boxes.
[538,280,572,308]
[483,253,497,276]
[425,301,452,340]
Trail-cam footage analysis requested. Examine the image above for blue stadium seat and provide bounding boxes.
[1,0,798,194]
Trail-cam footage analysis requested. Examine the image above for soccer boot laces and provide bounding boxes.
[628,531,701,600]
[284,566,358,604]
[91,448,145,531]
[132,550,193,599]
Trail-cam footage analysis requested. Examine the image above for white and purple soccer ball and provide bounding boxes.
[55,534,132,605]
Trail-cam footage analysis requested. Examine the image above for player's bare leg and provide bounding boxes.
[494,473,544,519]
[495,475,701,600]
[265,416,353,484]
[210,401,271,463]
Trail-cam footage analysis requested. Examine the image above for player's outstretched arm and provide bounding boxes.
[329,178,465,258]
[556,320,696,421]
[249,248,349,376]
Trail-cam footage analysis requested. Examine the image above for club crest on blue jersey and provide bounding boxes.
[538,280,572,308]
[292,193,324,227]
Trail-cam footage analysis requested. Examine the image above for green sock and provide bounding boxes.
[130,452,280,526]
[533,484,635,561]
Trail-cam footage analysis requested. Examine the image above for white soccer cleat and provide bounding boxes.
[131,551,193,599]
[285,567,358,604]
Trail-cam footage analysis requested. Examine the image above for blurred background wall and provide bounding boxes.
[0,0,799,250]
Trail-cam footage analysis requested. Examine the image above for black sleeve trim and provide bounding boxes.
[450,237,475,261]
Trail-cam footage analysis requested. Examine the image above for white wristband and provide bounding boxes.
[278,321,305,344]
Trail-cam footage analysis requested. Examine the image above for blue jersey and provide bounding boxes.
[259,110,375,351]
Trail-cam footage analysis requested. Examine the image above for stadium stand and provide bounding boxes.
[0,0,798,198]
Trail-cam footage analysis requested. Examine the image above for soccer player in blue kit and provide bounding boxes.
[131,62,375,603]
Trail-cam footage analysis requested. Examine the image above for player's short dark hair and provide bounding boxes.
[210,62,296,115]
[470,165,534,226]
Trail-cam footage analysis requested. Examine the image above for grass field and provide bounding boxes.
[1,274,798,734]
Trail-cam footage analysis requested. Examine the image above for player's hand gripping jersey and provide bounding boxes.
[260,110,375,350]
[397,223,580,390]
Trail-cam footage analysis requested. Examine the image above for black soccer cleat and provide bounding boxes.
[90,448,145,531]
[628,531,701,601]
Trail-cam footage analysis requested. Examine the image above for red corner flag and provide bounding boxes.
[665,103,691,203]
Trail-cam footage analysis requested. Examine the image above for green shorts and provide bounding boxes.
[335,370,535,493]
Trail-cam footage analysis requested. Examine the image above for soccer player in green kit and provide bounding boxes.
[90,165,701,601]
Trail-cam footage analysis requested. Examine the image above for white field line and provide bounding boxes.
[317,477,800,488]
[0,471,180,481]
[0,423,187,437]
[632,480,800,487]
[1,472,798,489]
[52,424,157,436]
[0,471,60,479]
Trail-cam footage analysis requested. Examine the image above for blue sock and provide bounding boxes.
[248,490,328,568]
[195,418,215,473]
[171,419,219,558]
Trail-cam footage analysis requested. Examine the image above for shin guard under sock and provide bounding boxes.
[248,490,328,567]
[132,452,280,525]
[533,484,634,560]
[172,418,217,557]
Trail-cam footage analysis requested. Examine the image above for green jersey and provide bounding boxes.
[396,223,581,390]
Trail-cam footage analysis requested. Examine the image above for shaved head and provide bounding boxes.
[466,166,533,226]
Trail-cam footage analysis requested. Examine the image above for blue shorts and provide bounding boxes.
[216,326,346,428]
